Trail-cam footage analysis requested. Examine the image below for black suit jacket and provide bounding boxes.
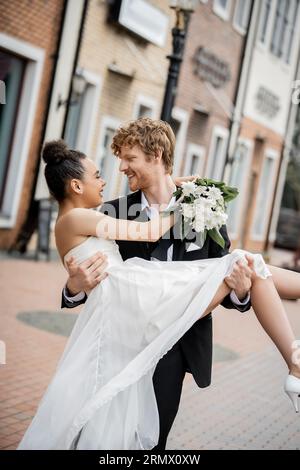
[62,190,251,387]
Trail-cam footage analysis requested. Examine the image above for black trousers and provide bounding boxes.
[151,343,187,450]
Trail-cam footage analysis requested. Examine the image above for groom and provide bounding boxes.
[61,118,253,449]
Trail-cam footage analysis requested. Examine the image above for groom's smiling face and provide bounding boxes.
[118,145,159,192]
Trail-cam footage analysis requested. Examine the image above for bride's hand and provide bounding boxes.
[173,175,199,187]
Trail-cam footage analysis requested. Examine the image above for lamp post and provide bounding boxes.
[57,69,87,110]
[160,0,196,123]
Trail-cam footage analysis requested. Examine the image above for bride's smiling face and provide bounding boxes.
[70,158,106,208]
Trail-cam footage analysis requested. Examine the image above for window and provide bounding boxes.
[0,33,44,228]
[270,0,299,62]
[96,116,121,200]
[0,51,25,210]
[281,0,299,63]
[251,149,278,239]
[64,70,102,154]
[184,144,205,176]
[233,0,252,34]
[270,0,288,57]
[138,104,152,118]
[132,94,157,120]
[206,126,229,180]
[258,0,272,44]
[121,94,158,195]
[213,0,232,21]
[227,140,252,237]
[64,89,86,149]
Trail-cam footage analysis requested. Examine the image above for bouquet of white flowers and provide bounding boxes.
[171,177,238,249]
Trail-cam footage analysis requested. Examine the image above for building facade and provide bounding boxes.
[0,0,68,249]
[173,0,300,252]
[225,0,300,252]
[173,0,252,182]
[2,0,300,255]
[61,0,172,202]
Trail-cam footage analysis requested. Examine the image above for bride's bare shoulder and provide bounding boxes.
[55,211,89,261]
[56,208,106,244]
[56,208,100,230]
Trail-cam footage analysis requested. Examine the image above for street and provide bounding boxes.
[0,248,299,450]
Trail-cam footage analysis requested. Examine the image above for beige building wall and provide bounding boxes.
[76,0,173,199]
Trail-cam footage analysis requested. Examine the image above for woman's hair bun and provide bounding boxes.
[42,140,70,165]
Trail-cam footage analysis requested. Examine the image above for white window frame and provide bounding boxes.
[251,148,279,241]
[171,107,189,176]
[227,138,253,240]
[205,125,229,180]
[257,0,300,65]
[233,0,252,35]
[72,68,102,155]
[271,0,300,64]
[0,33,45,229]
[213,0,232,21]
[257,0,275,49]
[184,143,206,176]
[132,93,158,119]
[119,94,159,196]
[96,116,121,201]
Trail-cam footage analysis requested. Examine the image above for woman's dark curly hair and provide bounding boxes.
[42,140,86,202]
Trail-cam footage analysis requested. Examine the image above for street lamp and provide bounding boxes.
[57,69,87,109]
[160,0,196,123]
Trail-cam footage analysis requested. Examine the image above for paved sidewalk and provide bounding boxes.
[0,248,299,450]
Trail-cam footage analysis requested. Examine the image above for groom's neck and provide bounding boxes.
[141,175,176,206]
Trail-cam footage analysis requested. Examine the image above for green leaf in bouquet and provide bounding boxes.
[208,227,225,249]
[222,187,239,203]
[173,188,182,198]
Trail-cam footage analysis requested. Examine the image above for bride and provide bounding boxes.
[18,140,300,450]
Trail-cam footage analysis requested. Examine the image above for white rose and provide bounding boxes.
[208,210,228,229]
[193,213,205,232]
[208,186,223,201]
[204,208,216,230]
[203,196,217,208]
[181,182,197,197]
[181,203,195,219]
[195,185,208,196]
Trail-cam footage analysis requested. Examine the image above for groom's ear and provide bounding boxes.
[154,148,163,161]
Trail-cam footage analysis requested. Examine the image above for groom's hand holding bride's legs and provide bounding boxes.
[202,257,255,318]
[224,256,254,301]
[65,252,108,295]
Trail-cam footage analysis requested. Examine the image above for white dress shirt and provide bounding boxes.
[141,191,176,262]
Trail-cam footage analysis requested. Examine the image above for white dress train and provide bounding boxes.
[18,236,271,450]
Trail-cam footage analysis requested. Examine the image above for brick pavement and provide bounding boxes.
[0,248,299,450]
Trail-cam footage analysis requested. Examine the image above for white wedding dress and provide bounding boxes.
[18,236,271,450]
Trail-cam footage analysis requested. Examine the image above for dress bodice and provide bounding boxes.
[64,237,123,269]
